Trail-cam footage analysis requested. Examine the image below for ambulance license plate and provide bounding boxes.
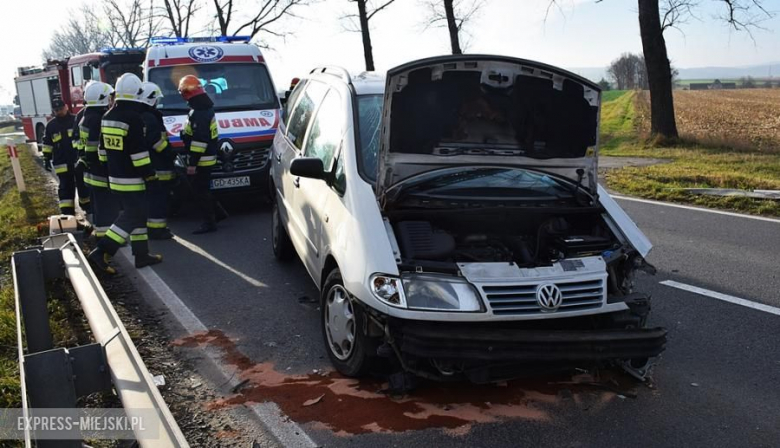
[211,176,250,189]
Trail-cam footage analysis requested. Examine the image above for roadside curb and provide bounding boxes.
[115,248,318,448]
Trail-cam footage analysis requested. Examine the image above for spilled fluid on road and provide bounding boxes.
[172,330,643,436]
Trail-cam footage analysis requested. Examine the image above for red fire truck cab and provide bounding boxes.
[15,48,145,143]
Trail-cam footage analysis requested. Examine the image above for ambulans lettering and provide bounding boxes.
[163,110,279,143]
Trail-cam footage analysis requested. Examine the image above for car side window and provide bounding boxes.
[287,81,328,150]
[304,90,343,171]
[282,79,307,129]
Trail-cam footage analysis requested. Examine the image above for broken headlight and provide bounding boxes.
[370,275,407,308]
[401,274,484,312]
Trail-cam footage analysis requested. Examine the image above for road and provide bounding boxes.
[126,194,780,448]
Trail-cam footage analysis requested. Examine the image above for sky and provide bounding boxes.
[2,0,779,104]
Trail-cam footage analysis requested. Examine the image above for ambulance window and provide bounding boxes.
[287,81,328,150]
[71,66,83,86]
[304,90,343,171]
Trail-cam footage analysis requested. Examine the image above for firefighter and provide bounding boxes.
[42,98,90,215]
[139,82,175,239]
[178,74,226,234]
[72,99,92,216]
[87,73,163,274]
[80,81,121,240]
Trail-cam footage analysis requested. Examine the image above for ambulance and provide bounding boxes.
[143,36,281,194]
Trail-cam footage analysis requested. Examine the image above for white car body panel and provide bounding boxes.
[597,185,653,258]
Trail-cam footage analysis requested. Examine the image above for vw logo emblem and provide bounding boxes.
[536,283,563,312]
[219,140,235,157]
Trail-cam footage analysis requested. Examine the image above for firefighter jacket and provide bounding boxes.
[73,108,85,160]
[42,114,77,174]
[141,108,175,181]
[181,93,218,168]
[79,106,110,188]
[100,101,155,193]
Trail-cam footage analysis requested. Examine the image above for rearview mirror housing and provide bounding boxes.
[290,157,326,180]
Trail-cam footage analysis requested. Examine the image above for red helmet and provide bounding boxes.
[178,75,205,101]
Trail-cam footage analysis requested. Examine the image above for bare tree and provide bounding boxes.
[159,0,200,37]
[102,0,162,48]
[341,0,398,71]
[607,53,647,90]
[212,0,309,43]
[421,0,485,54]
[42,5,112,60]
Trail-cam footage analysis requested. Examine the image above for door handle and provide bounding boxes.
[293,177,300,188]
[275,152,281,162]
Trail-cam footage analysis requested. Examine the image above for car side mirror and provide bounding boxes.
[290,157,326,180]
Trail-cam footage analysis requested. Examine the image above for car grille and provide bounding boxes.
[481,278,605,316]
[215,147,270,173]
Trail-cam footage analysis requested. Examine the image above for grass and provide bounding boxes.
[0,144,82,408]
[599,90,780,217]
[0,125,15,134]
[601,90,628,102]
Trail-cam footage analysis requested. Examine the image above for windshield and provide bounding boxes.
[148,63,278,112]
[105,63,143,87]
[398,167,575,200]
[356,94,383,182]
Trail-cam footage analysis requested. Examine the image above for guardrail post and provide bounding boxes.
[13,250,53,353]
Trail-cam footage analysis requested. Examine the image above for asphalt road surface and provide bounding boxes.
[129,193,780,448]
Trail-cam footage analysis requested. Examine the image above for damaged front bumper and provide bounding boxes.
[376,310,667,383]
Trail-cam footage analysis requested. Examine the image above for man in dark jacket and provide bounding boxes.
[72,104,91,215]
[80,81,120,240]
[42,98,90,215]
[140,82,175,239]
[178,75,226,234]
[87,74,163,274]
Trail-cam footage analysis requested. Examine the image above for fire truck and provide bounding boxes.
[14,49,145,143]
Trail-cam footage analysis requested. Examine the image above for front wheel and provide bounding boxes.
[321,269,375,377]
[272,199,294,261]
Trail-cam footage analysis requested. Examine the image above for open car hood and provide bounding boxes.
[376,55,602,204]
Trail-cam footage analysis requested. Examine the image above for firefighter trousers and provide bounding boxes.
[146,179,171,232]
[90,185,121,239]
[98,191,150,257]
[57,168,90,215]
[192,167,216,226]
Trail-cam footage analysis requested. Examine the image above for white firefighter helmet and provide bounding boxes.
[139,82,164,107]
[114,73,144,102]
[84,82,114,107]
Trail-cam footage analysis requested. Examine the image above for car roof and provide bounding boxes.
[308,68,385,96]
[146,42,264,65]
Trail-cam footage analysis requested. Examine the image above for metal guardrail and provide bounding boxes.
[13,231,189,447]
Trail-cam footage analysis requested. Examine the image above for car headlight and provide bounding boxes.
[370,275,406,308]
[402,274,484,312]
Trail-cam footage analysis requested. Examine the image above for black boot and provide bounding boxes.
[215,202,229,222]
[135,253,163,268]
[88,248,117,275]
[149,228,175,240]
[192,223,217,234]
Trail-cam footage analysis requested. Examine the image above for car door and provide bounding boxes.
[278,80,329,261]
[295,89,346,281]
[272,79,306,233]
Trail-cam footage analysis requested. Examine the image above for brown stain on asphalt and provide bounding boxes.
[172,330,636,436]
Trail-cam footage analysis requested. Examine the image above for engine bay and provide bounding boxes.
[391,208,618,269]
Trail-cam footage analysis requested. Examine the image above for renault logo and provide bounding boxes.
[219,140,234,157]
[536,283,563,312]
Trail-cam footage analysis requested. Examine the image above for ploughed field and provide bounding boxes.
[637,88,780,153]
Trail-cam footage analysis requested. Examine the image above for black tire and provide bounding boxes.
[271,199,294,261]
[321,268,375,377]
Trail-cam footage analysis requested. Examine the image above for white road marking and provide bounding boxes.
[612,195,780,224]
[660,280,780,317]
[117,248,317,448]
[173,236,268,288]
